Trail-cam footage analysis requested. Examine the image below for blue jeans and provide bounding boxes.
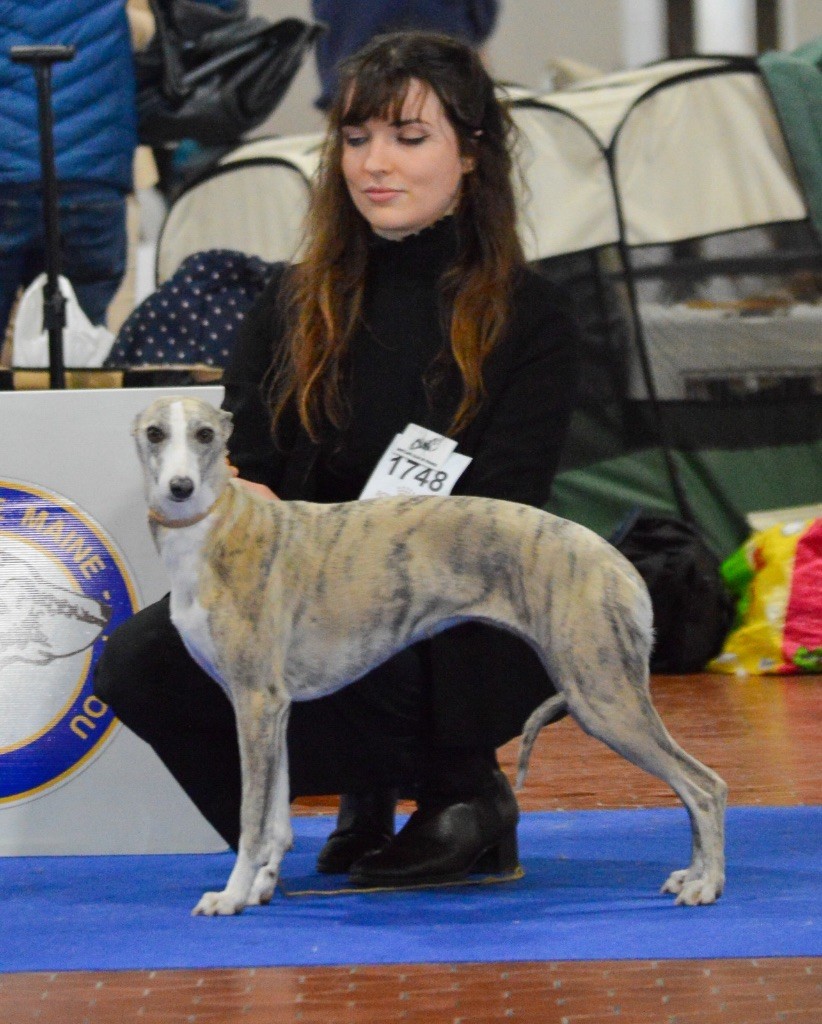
[0,183,128,335]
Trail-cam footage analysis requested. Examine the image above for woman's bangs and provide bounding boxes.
[340,74,417,127]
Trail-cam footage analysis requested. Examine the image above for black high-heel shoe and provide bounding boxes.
[316,789,397,874]
[348,770,519,887]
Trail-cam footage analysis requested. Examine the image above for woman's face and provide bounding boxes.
[340,79,474,241]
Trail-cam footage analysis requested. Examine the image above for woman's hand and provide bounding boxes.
[226,460,279,501]
[237,480,279,500]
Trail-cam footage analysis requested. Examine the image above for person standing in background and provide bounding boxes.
[310,0,500,109]
[0,0,137,338]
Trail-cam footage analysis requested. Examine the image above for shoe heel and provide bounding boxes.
[473,826,519,874]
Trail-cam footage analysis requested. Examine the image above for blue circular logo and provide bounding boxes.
[0,481,139,803]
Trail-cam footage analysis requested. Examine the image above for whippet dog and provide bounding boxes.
[133,396,727,916]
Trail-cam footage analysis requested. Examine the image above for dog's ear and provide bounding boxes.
[218,408,234,442]
[132,399,163,437]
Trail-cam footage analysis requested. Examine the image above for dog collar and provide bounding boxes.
[148,488,229,529]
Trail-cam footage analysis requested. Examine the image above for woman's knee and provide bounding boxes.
[93,596,179,712]
[94,595,233,735]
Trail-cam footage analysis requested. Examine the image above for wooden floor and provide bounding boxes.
[2,673,819,1023]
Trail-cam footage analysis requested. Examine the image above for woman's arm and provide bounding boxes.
[221,266,291,490]
[453,272,581,509]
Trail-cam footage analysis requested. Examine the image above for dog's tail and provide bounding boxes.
[515,694,567,790]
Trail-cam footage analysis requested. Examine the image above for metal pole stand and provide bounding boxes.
[10,44,76,390]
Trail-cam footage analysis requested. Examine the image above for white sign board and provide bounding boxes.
[0,386,227,855]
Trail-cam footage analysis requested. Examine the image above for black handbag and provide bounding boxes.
[136,0,323,146]
[611,507,736,673]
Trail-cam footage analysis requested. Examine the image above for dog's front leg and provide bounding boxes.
[192,688,292,916]
[248,706,293,907]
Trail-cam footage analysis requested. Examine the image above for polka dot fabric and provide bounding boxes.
[106,249,274,368]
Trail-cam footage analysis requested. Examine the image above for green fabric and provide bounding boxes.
[547,440,822,559]
[719,545,756,625]
[759,39,822,239]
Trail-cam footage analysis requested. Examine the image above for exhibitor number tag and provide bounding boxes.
[359,424,471,500]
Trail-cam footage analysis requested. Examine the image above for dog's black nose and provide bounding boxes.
[169,476,195,501]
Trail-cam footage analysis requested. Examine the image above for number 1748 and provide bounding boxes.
[388,456,448,493]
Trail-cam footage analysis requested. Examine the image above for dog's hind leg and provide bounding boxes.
[563,659,727,904]
[550,586,726,906]
[192,689,293,916]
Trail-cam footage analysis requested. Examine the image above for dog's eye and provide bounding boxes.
[146,426,165,444]
[195,427,215,444]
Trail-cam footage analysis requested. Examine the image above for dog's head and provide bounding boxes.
[133,397,233,523]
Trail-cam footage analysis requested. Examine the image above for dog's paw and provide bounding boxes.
[661,869,723,905]
[661,868,688,896]
[674,877,723,906]
[191,890,246,916]
[248,867,278,906]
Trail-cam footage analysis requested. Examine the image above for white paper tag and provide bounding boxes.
[395,423,458,468]
[359,424,472,500]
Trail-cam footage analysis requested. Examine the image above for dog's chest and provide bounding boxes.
[159,527,231,700]
[172,597,230,699]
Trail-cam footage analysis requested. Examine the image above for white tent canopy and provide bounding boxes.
[509,56,808,257]
[156,56,811,279]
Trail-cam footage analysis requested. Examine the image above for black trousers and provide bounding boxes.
[93,595,558,847]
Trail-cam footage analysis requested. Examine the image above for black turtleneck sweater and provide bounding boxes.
[222,216,581,510]
[317,218,458,500]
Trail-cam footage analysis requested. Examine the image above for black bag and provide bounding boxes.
[611,507,736,673]
[136,0,322,146]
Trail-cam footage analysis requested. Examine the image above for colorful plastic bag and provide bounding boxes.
[708,517,822,675]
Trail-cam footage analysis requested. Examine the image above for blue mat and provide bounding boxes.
[1,807,819,972]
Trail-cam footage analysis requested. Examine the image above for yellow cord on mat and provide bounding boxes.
[279,865,525,898]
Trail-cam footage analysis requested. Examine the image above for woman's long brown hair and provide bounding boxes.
[270,31,526,442]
